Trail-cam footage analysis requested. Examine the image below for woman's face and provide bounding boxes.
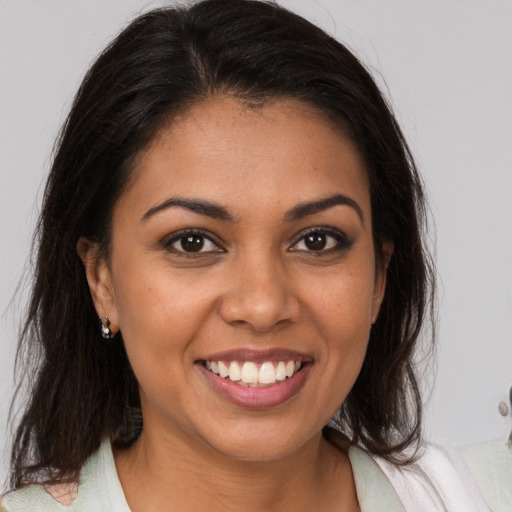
[85,96,388,461]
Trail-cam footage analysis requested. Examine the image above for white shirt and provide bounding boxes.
[2,439,511,511]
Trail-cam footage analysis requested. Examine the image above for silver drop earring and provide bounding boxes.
[99,316,114,339]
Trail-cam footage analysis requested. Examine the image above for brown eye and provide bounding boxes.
[165,231,222,254]
[291,228,352,253]
[304,233,327,250]
[180,235,205,252]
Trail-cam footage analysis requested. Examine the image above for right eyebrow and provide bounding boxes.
[140,197,234,222]
[284,193,364,225]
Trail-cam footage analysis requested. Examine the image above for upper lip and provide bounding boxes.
[197,348,314,363]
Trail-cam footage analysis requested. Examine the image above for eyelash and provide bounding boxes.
[162,227,353,256]
[290,227,354,254]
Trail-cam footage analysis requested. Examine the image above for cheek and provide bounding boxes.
[301,262,375,385]
[110,262,216,371]
[319,293,371,376]
[110,269,218,420]
[305,263,376,336]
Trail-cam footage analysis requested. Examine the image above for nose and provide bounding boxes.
[219,253,301,333]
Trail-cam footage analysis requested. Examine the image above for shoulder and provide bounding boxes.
[368,441,512,512]
[349,442,512,512]
[358,442,490,511]
[1,439,130,512]
[457,440,512,512]
[0,484,73,512]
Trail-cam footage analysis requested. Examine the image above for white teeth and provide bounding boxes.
[218,361,229,378]
[259,362,277,384]
[206,359,304,385]
[241,362,258,383]
[275,361,287,381]
[228,361,241,381]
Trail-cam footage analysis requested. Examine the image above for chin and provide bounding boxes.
[201,420,318,463]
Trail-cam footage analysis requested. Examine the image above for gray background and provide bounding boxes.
[1,0,511,487]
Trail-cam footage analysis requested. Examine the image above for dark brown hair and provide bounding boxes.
[9,0,435,489]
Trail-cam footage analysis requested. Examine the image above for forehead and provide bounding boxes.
[120,96,370,220]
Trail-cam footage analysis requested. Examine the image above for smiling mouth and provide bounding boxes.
[203,360,303,387]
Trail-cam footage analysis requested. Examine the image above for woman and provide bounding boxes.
[1,0,510,510]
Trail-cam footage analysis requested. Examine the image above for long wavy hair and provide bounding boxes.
[9,0,435,489]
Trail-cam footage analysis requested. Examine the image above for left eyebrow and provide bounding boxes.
[284,194,364,225]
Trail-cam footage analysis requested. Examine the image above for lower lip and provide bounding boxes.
[197,363,312,409]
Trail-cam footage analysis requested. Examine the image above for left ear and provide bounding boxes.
[371,241,394,324]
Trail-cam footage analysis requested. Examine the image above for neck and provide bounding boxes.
[114,425,358,512]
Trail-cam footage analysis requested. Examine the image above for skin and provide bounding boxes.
[79,96,391,511]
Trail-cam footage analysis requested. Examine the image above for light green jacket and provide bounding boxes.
[2,440,511,511]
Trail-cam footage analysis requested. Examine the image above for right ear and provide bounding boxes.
[77,237,119,330]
